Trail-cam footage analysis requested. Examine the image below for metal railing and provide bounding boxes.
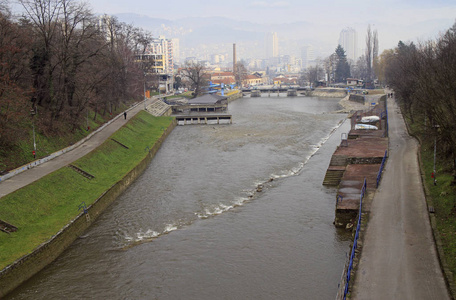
[376,150,388,188]
[342,178,367,300]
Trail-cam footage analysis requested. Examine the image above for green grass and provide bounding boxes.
[404,111,456,287]
[0,112,174,270]
[420,142,456,276]
[367,89,385,95]
[0,105,132,172]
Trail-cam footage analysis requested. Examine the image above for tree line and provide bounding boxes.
[382,22,456,169]
[0,0,152,148]
[300,25,379,87]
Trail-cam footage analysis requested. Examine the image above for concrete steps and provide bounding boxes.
[323,168,345,186]
[330,155,348,166]
[146,99,171,117]
[68,164,95,179]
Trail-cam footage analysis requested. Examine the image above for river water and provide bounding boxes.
[8,95,352,300]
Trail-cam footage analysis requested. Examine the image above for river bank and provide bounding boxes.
[0,113,176,298]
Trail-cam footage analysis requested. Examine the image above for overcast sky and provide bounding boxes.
[8,0,456,53]
[85,0,456,51]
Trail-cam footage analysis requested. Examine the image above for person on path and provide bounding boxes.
[124,111,127,120]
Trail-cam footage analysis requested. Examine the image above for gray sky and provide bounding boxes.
[9,0,456,54]
[85,0,456,51]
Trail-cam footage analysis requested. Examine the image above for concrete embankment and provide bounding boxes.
[326,94,388,299]
[0,118,177,298]
[324,95,388,227]
[227,90,243,102]
[307,88,347,98]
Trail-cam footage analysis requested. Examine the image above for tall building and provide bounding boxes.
[301,45,315,70]
[338,27,358,62]
[171,38,180,64]
[265,32,279,59]
[147,36,174,73]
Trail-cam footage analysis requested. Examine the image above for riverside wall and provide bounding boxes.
[307,88,347,98]
[227,90,243,103]
[0,119,177,298]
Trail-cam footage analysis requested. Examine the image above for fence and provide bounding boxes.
[376,150,388,188]
[336,178,367,300]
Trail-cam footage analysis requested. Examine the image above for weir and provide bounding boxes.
[175,114,232,125]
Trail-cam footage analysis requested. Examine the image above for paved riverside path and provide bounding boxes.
[0,98,157,198]
[351,97,450,299]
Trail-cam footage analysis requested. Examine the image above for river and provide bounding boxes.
[8,95,352,300]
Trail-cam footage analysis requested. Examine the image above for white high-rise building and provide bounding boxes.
[171,38,180,64]
[265,32,279,59]
[301,45,315,70]
[338,27,358,62]
[147,36,174,73]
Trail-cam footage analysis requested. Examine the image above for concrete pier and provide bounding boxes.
[251,90,261,97]
[287,89,297,96]
[323,96,388,227]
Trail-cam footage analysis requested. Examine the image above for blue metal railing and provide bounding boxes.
[376,150,388,188]
[383,97,389,138]
[343,178,367,300]
[337,195,344,204]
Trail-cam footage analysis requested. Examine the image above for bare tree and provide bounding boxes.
[181,61,208,98]
[365,24,373,81]
[372,29,379,80]
[324,53,337,84]
[234,61,248,87]
[352,55,369,80]
[304,65,324,87]
[385,23,456,169]
[0,4,32,147]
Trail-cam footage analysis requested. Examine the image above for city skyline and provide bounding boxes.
[83,0,456,52]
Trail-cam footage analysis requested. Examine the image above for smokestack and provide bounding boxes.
[233,43,236,73]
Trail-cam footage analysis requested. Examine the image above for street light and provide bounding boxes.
[144,78,147,110]
[31,106,37,158]
[433,124,440,186]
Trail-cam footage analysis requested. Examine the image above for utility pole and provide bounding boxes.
[144,78,147,110]
[233,43,236,86]
[433,124,440,185]
[31,106,37,158]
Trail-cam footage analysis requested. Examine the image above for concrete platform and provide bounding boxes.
[334,138,387,162]
[326,97,389,227]
[336,164,381,211]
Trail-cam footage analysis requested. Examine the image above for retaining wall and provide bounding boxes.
[227,90,243,103]
[349,94,365,104]
[0,119,177,298]
[308,89,347,98]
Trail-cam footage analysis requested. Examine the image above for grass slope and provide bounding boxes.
[405,114,456,288]
[0,112,174,270]
[0,106,130,172]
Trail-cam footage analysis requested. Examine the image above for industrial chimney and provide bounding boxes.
[233,43,236,74]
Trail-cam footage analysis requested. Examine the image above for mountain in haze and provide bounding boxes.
[113,13,456,61]
[114,13,325,59]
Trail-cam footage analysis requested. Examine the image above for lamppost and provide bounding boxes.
[144,78,147,110]
[433,124,440,186]
[31,106,37,159]
[86,109,89,131]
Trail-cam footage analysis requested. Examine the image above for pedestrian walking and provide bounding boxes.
[124,111,127,120]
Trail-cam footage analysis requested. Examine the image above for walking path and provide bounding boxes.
[351,97,450,299]
[0,97,159,198]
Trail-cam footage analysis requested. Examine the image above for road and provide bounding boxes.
[0,98,156,198]
[351,97,450,299]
